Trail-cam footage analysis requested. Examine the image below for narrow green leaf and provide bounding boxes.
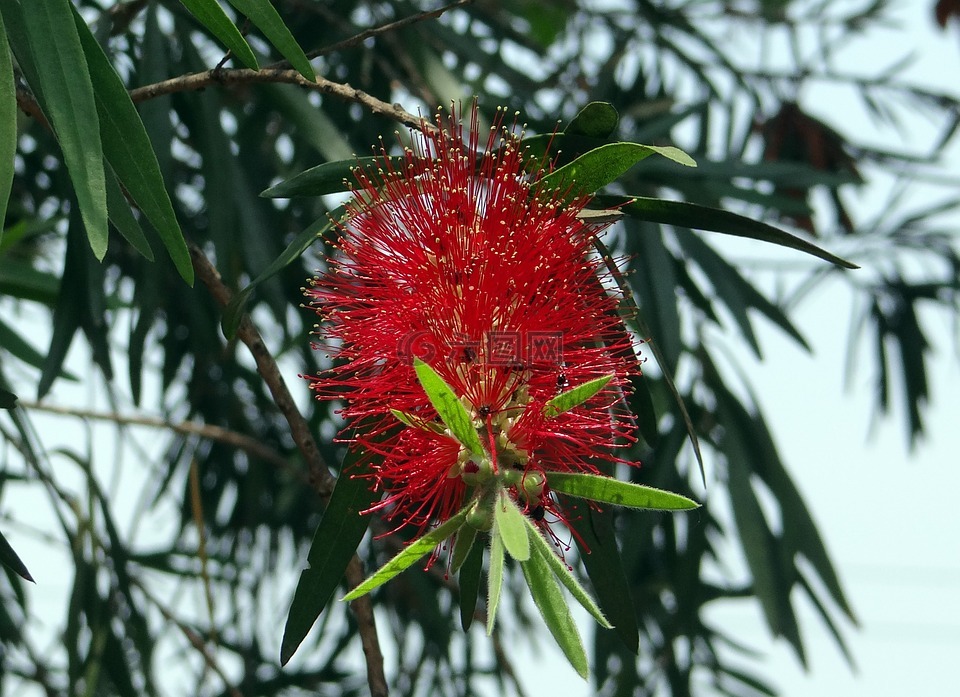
[565,497,639,652]
[0,387,17,410]
[0,528,32,582]
[543,375,613,418]
[594,234,706,485]
[222,214,334,338]
[547,473,699,511]
[565,101,619,139]
[279,448,380,665]
[224,0,315,80]
[73,7,192,283]
[390,409,446,434]
[450,525,477,573]
[413,358,485,457]
[486,527,504,635]
[104,165,154,262]
[178,0,259,69]
[0,10,15,241]
[261,157,392,198]
[523,516,610,628]
[540,142,696,200]
[458,533,484,630]
[520,544,589,679]
[494,491,530,562]
[605,195,858,269]
[21,0,108,258]
[341,507,469,602]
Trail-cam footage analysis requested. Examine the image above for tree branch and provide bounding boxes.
[188,243,389,697]
[130,68,435,134]
[18,399,299,479]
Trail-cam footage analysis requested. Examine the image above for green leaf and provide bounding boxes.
[104,165,154,262]
[390,409,446,434]
[0,528,32,582]
[678,231,809,355]
[224,0,316,80]
[486,525,504,635]
[20,0,108,258]
[413,358,485,457]
[494,491,530,562]
[565,498,639,652]
[0,10,15,242]
[543,375,613,418]
[520,541,589,679]
[540,142,696,200]
[547,473,699,511]
[178,0,259,70]
[522,516,610,628]
[279,448,380,665]
[0,387,17,410]
[341,506,470,602]
[261,157,393,198]
[605,195,858,269]
[594,234,706,485]
[73,7,192,283]
[565,101,619,138]
[450,524,477,573]
[458,533,484,630]
[222,214,334,338]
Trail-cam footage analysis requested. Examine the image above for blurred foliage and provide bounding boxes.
[1,0,959,696]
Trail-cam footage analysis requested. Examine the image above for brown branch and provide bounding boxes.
[188,243,389,697]
[300,0,474,59]
[130,68,434,134]
[18,399,298,478]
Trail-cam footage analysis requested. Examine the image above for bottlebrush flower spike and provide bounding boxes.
[304,103,639,547]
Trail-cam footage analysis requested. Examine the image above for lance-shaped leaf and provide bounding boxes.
[178,0,259,69]
[19,0,107,258]
[547,473,699,511]
[494,490,529,562]
[222,214,336,338]
[413,358,485,457]
[279,448,380,665]
[73,7,192,283]
[603,195,858,269]
[225,0,315,80]
[543,375,613,418]
[261,157,401,198]
[523,515,610,628]
[390,409,447,434]
[0,528,33,582]
[540,141,696,200]
[0,387,17,410]
[450,524,477,573]
[458,534,484,630]
[594,234,706,485]
[520,542,589,679]
[341,506,470,602]
[0,10,15,241]
[486,525,505,636]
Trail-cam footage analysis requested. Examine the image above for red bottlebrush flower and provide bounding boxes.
[305,104,639,542]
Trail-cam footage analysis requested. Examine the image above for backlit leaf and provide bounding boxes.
[494,491,529,562]
[520,542,589,679]
[413,358,485,457]
[341,506,469,602]
[547,472,699,511]
[225,0,315,79]
[543,375,612,418]
[178,0,259,69]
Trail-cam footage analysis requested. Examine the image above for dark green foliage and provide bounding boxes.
[1,1,958,696]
